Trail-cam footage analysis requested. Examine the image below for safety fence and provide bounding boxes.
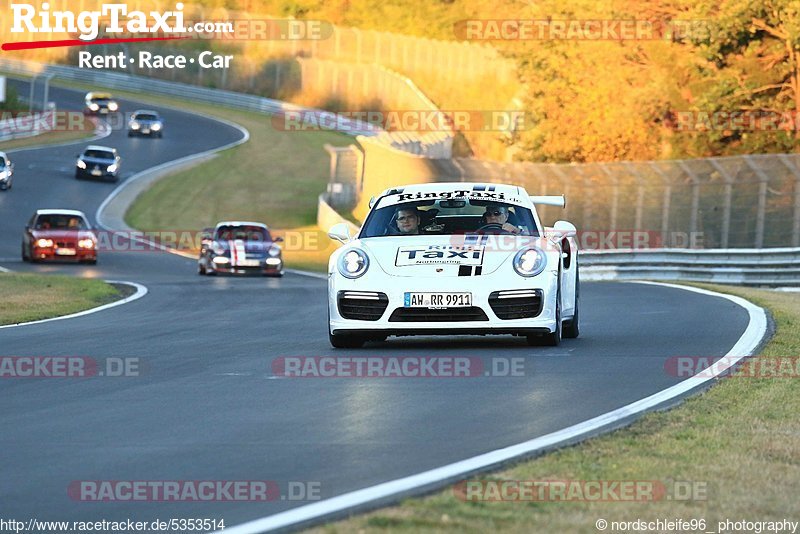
[337,140,800,249]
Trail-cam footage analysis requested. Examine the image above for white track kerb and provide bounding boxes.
[221,281,768,534]
[0,281,147,330]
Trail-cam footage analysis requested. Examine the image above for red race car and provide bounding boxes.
[21,209,98,264]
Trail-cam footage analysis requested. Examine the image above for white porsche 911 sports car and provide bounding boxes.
[327,182,580,348]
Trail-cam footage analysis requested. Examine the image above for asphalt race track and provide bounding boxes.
[0,80,754,528]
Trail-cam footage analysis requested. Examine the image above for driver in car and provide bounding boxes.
[483,205,528,235]
[391,207,421,235]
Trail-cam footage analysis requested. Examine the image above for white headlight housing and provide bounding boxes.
[211,242,226,256]
[76,159,87,169]
[107,164,118,173]
[513,247,547,277]
[338,248,369,279]
[267,245,281,257]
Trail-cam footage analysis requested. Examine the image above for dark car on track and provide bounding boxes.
[75,145,121,181]
[128,110,164,138]
[21,209,98,264]
[198,221,284,276]
[0,151,14,191]
[84,92,119,115]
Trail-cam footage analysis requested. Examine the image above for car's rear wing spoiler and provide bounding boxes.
[529,195,566,208]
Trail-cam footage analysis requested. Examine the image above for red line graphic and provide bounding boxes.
[2,36,189,51]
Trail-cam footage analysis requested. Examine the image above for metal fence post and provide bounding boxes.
[743,155,769,248]
[601,166,619,230]
[626,162,646,231]
[709,159,735,248]
[678,161,701,238]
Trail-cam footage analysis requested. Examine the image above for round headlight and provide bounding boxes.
[337,248,369,279]
[77,159,87,169]
[267,245,281,257]
[130,121,140,129]
[513,247,546,277]
[89,103,99,111]
[151,122,162,131]
[211,242,226,255]
[108,102,119,111]
[36,238,53,248]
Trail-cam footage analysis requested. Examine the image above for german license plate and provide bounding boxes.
[404,292,471,308]
[91,169,102,176]
[142,128,150,134]
[56,248,76,256]
[237,259,261,267]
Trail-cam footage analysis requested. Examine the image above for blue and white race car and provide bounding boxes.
[327,182,580,348]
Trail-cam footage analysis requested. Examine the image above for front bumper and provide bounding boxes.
[329,270,559,336]
[32,246,96,262]
[209,258,283,275]
[129,127,161,136]
[76,167,117,180]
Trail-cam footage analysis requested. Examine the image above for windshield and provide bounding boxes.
[35,214,88,230]
[360,197,539,238]
[83,150,114,160]
[215,225,271,242]
[134,114,158,121]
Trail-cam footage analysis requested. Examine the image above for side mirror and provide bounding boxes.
[274,236,284,243]
[368,196,377,209]
[328,223,352,244]
[553,220,577,238]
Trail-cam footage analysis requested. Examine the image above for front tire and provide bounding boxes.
[563,269,580,339]
[21,243,29,262]
[528,283,561,346]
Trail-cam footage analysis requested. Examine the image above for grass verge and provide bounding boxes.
[0,273,124,325]
[312,284,797,533]
[0,114,95,151]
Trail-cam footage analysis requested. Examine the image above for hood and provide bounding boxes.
[214,239,276,256]
[359,235,549,278]
[81,157,115,165]
[32,229,95,240]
